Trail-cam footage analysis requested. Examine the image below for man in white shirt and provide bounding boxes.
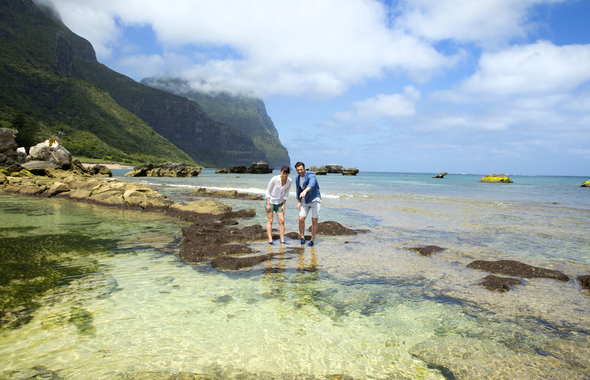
[265,166,292,245]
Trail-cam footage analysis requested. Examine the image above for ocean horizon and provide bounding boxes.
[1,170,589,379]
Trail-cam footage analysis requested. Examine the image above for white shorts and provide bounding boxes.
[299,201,321,219]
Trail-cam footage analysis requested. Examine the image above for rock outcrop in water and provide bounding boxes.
[479,174,513,183]
[433,172,447,178]
[308,164,359,176]
[124,162,201,177]
[581,180,590,187]
[215,161,273,174]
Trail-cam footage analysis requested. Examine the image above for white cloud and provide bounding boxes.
[395,0,565,45]
[45,0,457,97]
[335,86,421,121]
[460,41,590,95]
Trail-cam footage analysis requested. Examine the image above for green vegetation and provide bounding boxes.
[0,8,196,166]
[0,0,271,168]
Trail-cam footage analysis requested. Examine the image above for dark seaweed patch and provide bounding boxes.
[0,233,119,328]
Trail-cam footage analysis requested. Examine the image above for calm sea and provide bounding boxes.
[1,170,589,379]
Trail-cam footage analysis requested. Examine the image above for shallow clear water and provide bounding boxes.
[1,171,590,379]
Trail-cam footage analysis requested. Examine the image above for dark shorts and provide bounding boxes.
[269,203,283,213]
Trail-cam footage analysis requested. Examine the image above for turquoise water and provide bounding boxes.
[1,171,590,379]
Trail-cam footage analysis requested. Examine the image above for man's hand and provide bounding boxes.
[297,201,301,211]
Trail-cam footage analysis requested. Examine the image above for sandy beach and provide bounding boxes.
[81,162,134,170]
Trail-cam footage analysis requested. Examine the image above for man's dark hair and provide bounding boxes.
[281,166,290,173]
[295,161,305,169]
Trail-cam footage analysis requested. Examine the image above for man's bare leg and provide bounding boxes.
[311,217,318,243]
[299,216,306,243]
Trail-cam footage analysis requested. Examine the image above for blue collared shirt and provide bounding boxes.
[296,171,321,203]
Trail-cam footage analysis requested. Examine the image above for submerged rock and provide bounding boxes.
[404,245,446,256]
[479,174,513,183]
[467,260,569,281]
[0,365,63,380]
[179,220,267,264]
[579,275,590,290]
[409,335,587,379]
[211,254,273,270]
[478,274,522,292]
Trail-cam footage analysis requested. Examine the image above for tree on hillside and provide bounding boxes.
[13,112,41,151]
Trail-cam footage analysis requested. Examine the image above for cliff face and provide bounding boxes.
[142,78,291,168]
[0,0,266,168]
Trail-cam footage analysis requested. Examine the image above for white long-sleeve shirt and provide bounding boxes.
[265,175,292,205]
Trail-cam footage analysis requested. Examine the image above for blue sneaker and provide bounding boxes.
[307,241,314,247]
[269,241,274,245]
[300,238,305,244]
[280,241,286,245]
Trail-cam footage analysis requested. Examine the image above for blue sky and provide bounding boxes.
[41,0,590,176]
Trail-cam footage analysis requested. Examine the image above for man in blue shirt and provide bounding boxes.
[295,161,321,246]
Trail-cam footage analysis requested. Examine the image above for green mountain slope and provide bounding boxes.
[0,0,268,168]
[0,0,195,165]
[142,78,291,168]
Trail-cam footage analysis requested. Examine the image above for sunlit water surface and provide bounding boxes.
[1,171,590,379]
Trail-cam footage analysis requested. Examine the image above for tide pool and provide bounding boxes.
[1,171,590,379]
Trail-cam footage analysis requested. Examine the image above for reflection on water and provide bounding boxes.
[1,170,590,379]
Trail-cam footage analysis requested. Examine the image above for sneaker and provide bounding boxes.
[269,241,274,245]
[300,238,305,244]
[307,241,314,247]
[280,241,286,245]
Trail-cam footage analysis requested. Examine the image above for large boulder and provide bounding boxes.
[0,128,18,165]
[88,164,112,177]
[125,162,201,177]
[27,139,72,169]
